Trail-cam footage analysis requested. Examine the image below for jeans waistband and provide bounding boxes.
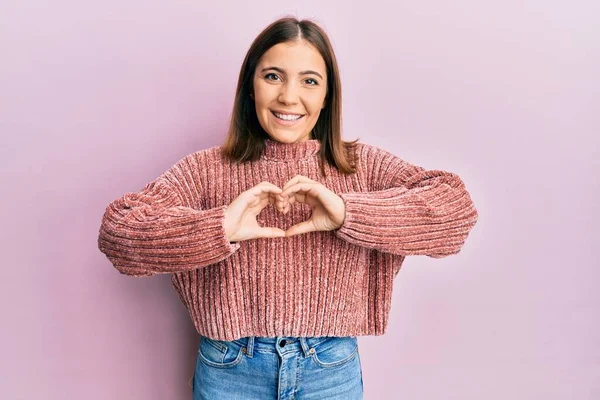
[229,336,331,358]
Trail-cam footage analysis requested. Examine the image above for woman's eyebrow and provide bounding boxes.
[261,66,323,79]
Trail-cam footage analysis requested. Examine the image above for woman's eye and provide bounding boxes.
[305,78,318,85]
[265,73,280,81]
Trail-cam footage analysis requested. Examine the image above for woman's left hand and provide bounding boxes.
[277,175,346,237]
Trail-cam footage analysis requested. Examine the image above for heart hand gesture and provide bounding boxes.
[223,182,286,243]
[277,175,346,237]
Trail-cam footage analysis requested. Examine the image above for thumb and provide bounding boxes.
[285,220,316,237]
[254,226,286,239]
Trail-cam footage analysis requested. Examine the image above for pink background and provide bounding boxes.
[2,1,598,399]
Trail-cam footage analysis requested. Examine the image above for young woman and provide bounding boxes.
[98,16,479,399]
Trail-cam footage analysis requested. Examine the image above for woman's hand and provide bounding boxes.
[278,175,346,237]
[224,182,286,243]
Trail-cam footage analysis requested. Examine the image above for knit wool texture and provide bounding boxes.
[98,138,479,341]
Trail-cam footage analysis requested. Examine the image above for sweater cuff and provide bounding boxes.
[203,204,242,256]
[334,184,478,257]
[335,192,376,246]
[334,188,424,251]
[100,204,240,275]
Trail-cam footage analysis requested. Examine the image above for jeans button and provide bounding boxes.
[279,340,287,347]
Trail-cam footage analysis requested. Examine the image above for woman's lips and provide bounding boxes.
[270,110,305,126]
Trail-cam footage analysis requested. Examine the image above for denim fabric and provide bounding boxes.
[192,335,363,399]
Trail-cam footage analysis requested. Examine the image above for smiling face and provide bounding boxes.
[252,40,328,143]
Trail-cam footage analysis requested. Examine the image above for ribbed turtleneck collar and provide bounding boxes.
[261,138,322,162]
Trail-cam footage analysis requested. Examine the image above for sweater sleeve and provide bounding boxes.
[97,153,240,277]
[334,147,478,258]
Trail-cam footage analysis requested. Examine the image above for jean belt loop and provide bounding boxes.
[246,336,255,358]
[299,337,311,357]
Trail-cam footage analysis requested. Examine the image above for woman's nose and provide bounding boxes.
[277,83,299,105]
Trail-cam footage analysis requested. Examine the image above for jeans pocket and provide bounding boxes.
[197,336,245,369]
[310,336,359,368]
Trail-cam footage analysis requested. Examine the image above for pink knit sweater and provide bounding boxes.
[97,138,478,341]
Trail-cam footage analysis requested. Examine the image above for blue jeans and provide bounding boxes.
[192,335,363,399]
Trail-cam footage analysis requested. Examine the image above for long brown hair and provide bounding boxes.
[221,16,358,177]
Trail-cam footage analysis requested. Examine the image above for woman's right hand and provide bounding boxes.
[223,181,286,243]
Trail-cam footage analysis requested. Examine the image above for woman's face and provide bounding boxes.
[252,40,327,143]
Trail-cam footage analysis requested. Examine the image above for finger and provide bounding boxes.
[249,190,274,207]
[282,175,302,191]
[282,175,315,191]
[268,193,279,205]
[286,193,302,208]
[283,197,299,213]
[281,183,320,201]
[275,193,291,213]
[250,181,282,195]
[285,220,316,237]
[284,175,316,191]
[257,194,272,211]
[257,180,282,189]
[281,200,291,214]
[246,184,283,204]
[255,227,286,239]
[249,181,281,190]
[286,195,296,209]
[276,192,289,205]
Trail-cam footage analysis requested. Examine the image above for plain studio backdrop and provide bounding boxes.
[1,1,598,399]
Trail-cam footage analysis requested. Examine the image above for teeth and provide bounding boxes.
[274,112,302,121]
